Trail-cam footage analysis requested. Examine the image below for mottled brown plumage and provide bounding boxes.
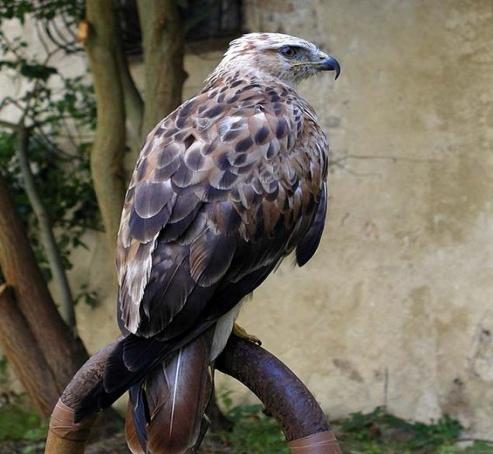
[118,67,328,338]
[76,33,340,452]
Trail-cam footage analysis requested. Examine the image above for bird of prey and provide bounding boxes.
[77,33,340,452]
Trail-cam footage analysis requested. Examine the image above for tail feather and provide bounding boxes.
[104,335,168,392]
[74,322,217,423]
[125,333,214,453]
[129,384,150,451]
[74,335,169,422]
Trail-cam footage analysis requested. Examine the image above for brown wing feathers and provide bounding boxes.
[75,76,328,425]
[120,80,308,336]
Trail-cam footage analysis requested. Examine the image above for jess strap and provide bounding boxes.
[288,431,342,454]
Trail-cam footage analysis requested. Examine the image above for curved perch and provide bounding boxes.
[45,334,341,453]
[45,340,120,453]
[216,335,341,452]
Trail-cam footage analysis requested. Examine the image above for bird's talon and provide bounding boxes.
[233,323,262,346]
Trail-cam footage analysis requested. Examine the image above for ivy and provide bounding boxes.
[0,1,100,307]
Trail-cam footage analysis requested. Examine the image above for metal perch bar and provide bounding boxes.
[45,334,341,453]
[45,340,120,454]
[216,335,341,453]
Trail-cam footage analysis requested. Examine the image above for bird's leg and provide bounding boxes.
[232,323,262,345]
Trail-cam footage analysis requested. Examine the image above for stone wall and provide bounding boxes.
[1,0,492,439]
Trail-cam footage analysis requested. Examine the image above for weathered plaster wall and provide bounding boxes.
[1,0,492,439]
[229,0,493,438]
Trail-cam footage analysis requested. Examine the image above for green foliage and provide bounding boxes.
[459,442,493,454]
[0,398,491,453]
[0,0,84,24]
[0,3,100,303]
[219,404,289,453]
[0,356,8,386]
[335,406,493,453]
[0,59,57,81]
[0,129,100,282]
[74,282,99,308]
[203,399,493,454]
[0,398,47,442]
[340,407,462,449]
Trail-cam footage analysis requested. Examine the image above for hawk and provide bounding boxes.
[77,33,340,452]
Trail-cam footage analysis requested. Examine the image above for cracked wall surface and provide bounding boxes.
[1,0,492,439]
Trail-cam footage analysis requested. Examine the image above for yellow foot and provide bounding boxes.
[233,323,262,346]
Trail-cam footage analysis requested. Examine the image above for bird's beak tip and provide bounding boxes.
[320,56,341,80]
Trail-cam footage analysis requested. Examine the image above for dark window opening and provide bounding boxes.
[119,0,243,56]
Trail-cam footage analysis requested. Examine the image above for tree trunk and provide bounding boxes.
[0,285,60,417]
[83,0,187,241]
[84,0,127,246]
[0,176,87,392]
[138,0,187,136]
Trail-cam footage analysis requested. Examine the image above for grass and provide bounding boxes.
[206,398,493,454]
[0,395,492,453]
[333,406,493,454]
[209,403,290,453]
[0,396,47,454]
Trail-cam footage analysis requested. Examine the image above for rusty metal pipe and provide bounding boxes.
[216,334,341,453]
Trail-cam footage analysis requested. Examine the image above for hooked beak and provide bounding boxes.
[318,54,341,79]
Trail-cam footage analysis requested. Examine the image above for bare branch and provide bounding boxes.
[15,119,77,332]
[0,119,19,130]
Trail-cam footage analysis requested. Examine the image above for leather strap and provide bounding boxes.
[288,431,342,454]
[48,399,94,441]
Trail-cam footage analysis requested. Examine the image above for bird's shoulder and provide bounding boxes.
[122,77,309,230]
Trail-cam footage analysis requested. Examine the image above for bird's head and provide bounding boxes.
[216,32,340,85]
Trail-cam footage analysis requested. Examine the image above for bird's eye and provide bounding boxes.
[279,46,297,58]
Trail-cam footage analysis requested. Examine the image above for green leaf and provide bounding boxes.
[19,63,57,81]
